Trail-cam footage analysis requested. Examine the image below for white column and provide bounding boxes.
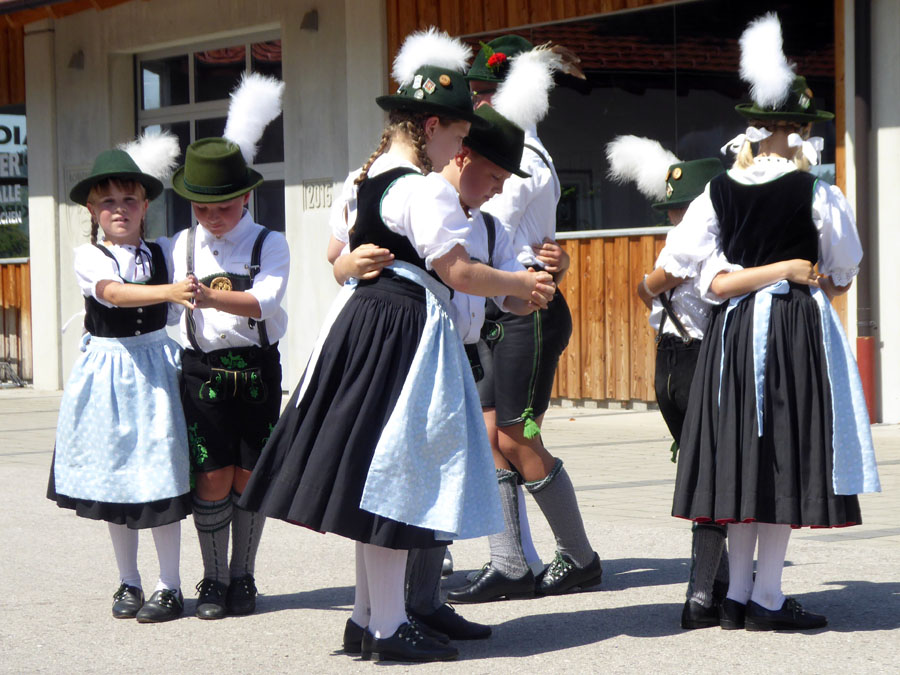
[24,20,62,390]
[872,0,900,422]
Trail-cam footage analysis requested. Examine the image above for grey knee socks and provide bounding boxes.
[488,469,530,578]
[687,523,727,607]
[526,459,594,568]
[193,494,232,584]
[230,491,265,580]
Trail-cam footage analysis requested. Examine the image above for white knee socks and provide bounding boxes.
[751,523,791,611]
[363,544,408,639]
[108,522,141,588]
[151,521,182,591]
[726,522,757,604]
[351,541,371,627]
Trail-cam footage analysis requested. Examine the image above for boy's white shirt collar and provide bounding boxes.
[196,209,255,243]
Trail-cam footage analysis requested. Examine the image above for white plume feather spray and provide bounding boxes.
[118,129,180,181]
[223,72,285,164]
[605,135,680,202]
[392,27,472,85]
[492,45,562,130]
[739,12,796,109]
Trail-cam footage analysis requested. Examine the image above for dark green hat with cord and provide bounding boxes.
[376,65,488,128]
[171,137,264,203]
[652,158,724,211]
[69,149,163,206]
[467,35,534,83]
[463,105,530,178]
[735,75,834,124]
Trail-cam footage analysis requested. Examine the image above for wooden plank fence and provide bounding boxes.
[552,234,665,402]
[0,260,32,383]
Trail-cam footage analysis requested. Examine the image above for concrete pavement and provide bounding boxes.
[1,387,897,673]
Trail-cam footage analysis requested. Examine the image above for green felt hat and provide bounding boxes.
[171,138,263,203]
[464,106,530,178]
[69,149,163,206]
[735,75,834,123]
[377,65,487,128]
[652,158,724,211]
[467,35,534,83]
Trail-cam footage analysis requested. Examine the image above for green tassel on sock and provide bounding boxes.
[522,408,541,439]
[670,440,679,463]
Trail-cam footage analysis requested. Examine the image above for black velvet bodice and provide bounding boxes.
[710,171,819,268]
[84,241,169,338]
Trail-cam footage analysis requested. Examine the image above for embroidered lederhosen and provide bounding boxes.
[181,225,283,474]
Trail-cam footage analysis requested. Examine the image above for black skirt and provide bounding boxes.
[47,454,191,529]
[239,275,446,550]
[672,284,861,528]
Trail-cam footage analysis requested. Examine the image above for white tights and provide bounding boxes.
[107,521,181,592]
[351,542,408,639]
[726,522,791,611]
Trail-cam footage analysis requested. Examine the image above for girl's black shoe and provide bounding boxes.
[136,588,184,623]
[111,583,144,619]
[745,598,827,631]
[360,623,458,663]
[719,598,747,630]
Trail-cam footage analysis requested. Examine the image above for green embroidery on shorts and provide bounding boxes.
[247,370,262,401]
[260,422,276,449]
[220,352,248,369]
[188,423,209,488]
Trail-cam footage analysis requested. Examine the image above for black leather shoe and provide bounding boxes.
[719,598,746,630]
[745,598,827,631]
[195,578,228,620]
[112,583,144,619]
[681,599,719,629]
[226,574,257,615]
[410,603,491,640]
[536,551,603,596]
[446,564,535,603]
[441,549,453,577]
[407,614,450,644]
[343,618,365,655]
[361,623,458,662]
[136,588,184,623]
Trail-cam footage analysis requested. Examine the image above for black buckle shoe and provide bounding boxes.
[719,598,746,630]
[343,618,365,655]
[410,603,491,640]
[195,578,228,620]
[361,622,458,663]
[226,574,257,616]
[112,583,144,619]
[136,588,184,623]
[745,598,827,631]
[536,551,603,596]
[681,599,719,629]
[446,564,535,604]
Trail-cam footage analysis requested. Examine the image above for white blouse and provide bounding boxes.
[160,210,290,351]
[481,127,561,268]
[659,156,863,304]
[451,207,523,343]
[74,241,155,308]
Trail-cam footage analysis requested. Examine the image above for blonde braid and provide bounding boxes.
[401,118,433,175]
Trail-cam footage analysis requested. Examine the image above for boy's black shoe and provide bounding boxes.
[409,603,491,640]
[446,565,535,603]
[136,588,184,623]
[536,551,603,596]
[681,599,719,629]
[112,583,144,619]
[226,574,258,615]
[195,578,228,619]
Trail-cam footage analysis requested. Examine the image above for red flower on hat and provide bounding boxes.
[487,52,507,69]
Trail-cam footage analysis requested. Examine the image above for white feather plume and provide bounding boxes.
[492,45,562,130]
[739,12,796,109]
[605,135,680,202]
[118,129,180,181]
[223,72,285,164]
[392,27,472,85]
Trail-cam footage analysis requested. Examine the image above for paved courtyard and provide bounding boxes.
[1,387,897,673]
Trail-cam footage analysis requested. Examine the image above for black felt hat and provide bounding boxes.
[464,106,530,178]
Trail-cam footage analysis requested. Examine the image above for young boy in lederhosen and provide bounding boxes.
[164,74,288,619]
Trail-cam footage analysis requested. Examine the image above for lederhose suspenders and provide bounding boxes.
[185,225,272,352]
[657,290,693,344]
